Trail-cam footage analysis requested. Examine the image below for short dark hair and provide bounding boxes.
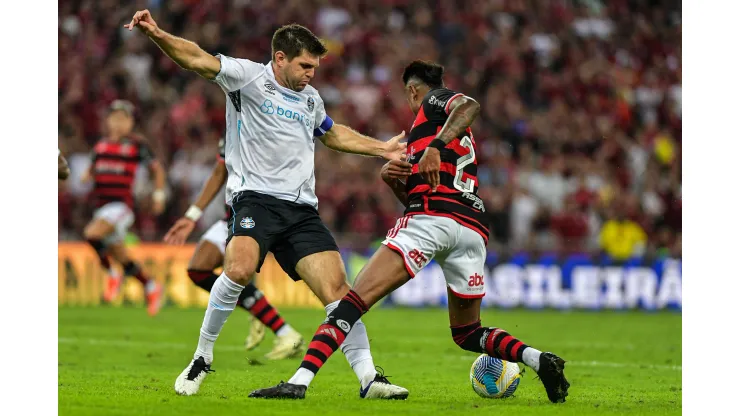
[271,24,328,61]
[402,60,445,88]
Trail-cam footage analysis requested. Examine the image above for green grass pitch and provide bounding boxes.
[58,306,681,415]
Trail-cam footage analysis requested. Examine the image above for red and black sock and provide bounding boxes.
[187,269,219,291]
[451,321,529,363]
[300,290,368,374]
[87,239,112,271]
[240,283,286,334]
[123,261,149,286]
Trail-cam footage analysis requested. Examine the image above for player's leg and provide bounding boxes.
[190,220,295,353]
[84,202,135,303]
[251,215,439,399]
[175,194,270,396]
[107,243,164,316]
[441,228,570,403]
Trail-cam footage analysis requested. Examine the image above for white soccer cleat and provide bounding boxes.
[174,357,213,396]
[264,327,304,360]
[359,368,409,400]
[245,317,266,351]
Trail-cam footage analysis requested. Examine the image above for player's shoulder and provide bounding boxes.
[424,87,460,108]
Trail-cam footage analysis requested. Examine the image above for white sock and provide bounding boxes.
[326,300,377,388]
[194,273,244,364]
[275,324,294,337]
[522,347,542,372]
[288,368,315,386]
[145,280,158,294]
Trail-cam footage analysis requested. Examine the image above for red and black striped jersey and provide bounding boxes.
[404,88,489,243]
[90,135,156,208]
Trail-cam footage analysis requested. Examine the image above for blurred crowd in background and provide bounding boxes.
[58,0,681,259]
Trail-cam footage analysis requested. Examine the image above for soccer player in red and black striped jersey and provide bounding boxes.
[82,100,166,316]
[164,138,303,360]
[251,61,570,403]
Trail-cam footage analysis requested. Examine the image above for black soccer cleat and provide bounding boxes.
[535,352,570,403]
[249,381,307,399]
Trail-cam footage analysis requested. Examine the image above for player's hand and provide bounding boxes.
[152,199,166,215]
[418,147,441,192]
[123,9,159,36]
[381,159,413,182]
[164,218,196,245]
[381,131,407,161]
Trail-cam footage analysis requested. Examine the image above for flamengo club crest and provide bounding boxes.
[307,97,315,112]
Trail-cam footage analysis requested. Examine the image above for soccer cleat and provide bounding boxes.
[244,317,266,351]
[264,328,304,360]
[359,367,409,400]
[535,352,570,403]
[174,356,214,396]
[146,282,164,317]
[103,276,122,303]
[248,381,307,399]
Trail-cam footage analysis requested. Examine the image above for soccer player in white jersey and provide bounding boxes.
[125,10,409,399]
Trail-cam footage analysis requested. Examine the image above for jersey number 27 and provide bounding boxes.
[453,136,475,193]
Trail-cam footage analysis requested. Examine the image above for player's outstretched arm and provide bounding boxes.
[380,160,413,205]
[58,149,70,180]
[320,125,407,161]
[164,160,228,245]
[124,10,220,80]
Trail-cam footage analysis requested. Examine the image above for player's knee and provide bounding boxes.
[223,262,256,285]
[324,278,351,304]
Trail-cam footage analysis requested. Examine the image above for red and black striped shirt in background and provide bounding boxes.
[404,88,490,243]
[217,137,233,222]
[90,135,156,209]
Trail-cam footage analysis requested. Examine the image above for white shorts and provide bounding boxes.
[93,202,135,244]
[200,220,228,255]
[383,214,487,299]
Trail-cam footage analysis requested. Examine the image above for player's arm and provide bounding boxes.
[164,160,228,245]
[320,124,407,161]
[125,10,220,80]
[58,149,70,180]
[419,95,480,192]
[149,159,167,215]
[380,160,413,205]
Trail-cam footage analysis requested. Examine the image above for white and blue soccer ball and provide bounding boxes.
[470,354,521,398]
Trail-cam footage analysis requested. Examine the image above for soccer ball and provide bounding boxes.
[470,354,521,398]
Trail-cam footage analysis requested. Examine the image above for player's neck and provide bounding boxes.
[270,62,295,92]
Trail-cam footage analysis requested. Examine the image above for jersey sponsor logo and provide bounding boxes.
[428,95,446,108]
[259,99,312,129]
[240,217,255,229]
[282,92,300,103]
[228,90,242,112]
[264,82,276,95]
[468,273,484,287]
[307,96,315,112]
[408,249,428,268]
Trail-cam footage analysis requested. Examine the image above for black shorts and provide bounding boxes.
[226,191,338,281]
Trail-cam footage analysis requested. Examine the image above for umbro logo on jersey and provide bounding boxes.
[307,97,315,112]
[240,217,255,229]
[264,82,276,95]
[228,90,241,112]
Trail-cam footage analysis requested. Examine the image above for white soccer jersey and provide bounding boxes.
[213,55,334,209]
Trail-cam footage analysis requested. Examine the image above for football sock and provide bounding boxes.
[239,283,288,335]
[451,321,541,371]
[194,273,244,364]
[291,290,369,387]
[187,269,219,291]
[325,300,376,388]
[123,261,151,289]
[87,239,113,273]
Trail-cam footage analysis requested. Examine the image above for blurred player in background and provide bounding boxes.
[126,10,408,398]
[81,100,167,316]
[164,138,303,359]
[251,61,570,403]
[58,149,70,180]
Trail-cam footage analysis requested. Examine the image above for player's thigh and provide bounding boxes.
[223,236,261,285]
[351,245,412,310]
[447,287,483,327]
[438,225,487,309]
[190,221,227,270]
[382,215,454,278]
[224,194,278,284]
[294,250,349,306]
[106,242,130,264]
[84,202,134,243]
